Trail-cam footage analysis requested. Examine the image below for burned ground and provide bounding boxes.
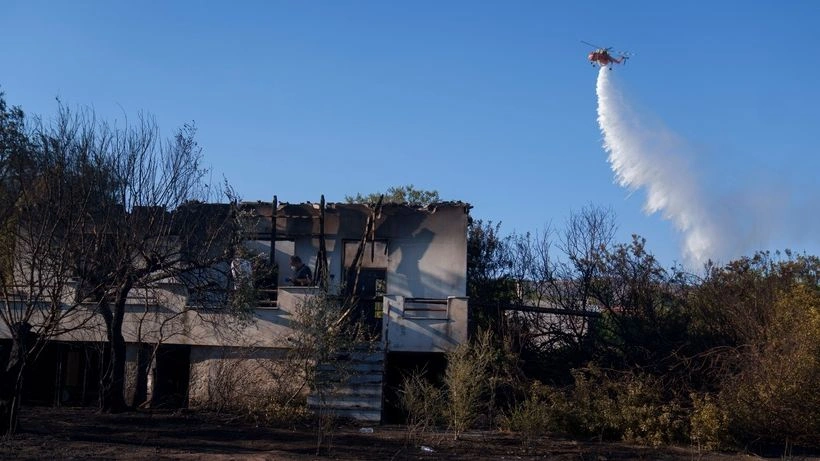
[0,407,806,461]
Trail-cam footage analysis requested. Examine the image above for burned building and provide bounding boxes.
[1,199,472,422]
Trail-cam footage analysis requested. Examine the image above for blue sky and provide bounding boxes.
[2,1,819,268]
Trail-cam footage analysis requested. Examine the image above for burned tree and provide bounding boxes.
[0,95,105,433]
[22,105,247,412]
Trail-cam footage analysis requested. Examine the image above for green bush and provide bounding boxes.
[717,283,820,447]
[689,393,728,451]
[500,369,688,447]
[690,256,820,449]
[562,367,687,446]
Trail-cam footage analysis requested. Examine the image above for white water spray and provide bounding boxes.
[596,68,720,265]
[595,68,820,264]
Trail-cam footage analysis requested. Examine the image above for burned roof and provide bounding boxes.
[239,200,471,239]
[241,200,471,219]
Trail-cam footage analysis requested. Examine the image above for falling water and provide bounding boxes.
[595,67,719,265]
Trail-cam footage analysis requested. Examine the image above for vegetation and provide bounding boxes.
[345,184,441,206]
[0,94,105,432]
[398,368,444,443]
[465,206,820,453]
[443,329,495,439]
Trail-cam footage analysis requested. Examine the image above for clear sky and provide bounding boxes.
[2,1,819,268]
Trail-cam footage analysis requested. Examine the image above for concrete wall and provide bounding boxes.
[383,296,469,353]
[188,346,300,409]
[381,207,468,299]
[277,204,469,300]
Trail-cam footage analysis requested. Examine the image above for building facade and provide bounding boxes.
[3,200,472,421]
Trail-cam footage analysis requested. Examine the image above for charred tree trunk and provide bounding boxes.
[130,344,152,408]
[101,325,128,412]
[0,322,32,435]
[99,284,131,412]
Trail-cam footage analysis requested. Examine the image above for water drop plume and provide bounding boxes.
[595,67,719,265]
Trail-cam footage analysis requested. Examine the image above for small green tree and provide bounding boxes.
[588,235,692,373]
[345,184,440,206]
[467,219,516,333]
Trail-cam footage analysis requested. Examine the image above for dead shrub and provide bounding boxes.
[500,381,569,446]
[399,368,444,443]
[444,329,494,439]
[189,350,309,426]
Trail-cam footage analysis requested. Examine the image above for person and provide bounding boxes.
[286,255,313,286]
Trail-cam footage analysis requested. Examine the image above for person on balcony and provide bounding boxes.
[286,255,313,286]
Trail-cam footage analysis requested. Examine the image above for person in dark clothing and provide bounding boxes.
[286,255,313,286]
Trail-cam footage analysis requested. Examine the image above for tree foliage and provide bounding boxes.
[44,107,246,412]
[688,252,820,447]
[465,206,819,451]
[345,184,440,206]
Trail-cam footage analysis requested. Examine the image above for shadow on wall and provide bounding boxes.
[391,227,435,297]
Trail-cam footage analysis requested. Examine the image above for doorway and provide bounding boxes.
[343,240,388,338]
[152,345,191,408]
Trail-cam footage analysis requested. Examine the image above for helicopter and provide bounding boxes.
[582,41,630,69]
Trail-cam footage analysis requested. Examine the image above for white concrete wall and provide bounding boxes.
[382,295,469,353]
[382,207,468,299]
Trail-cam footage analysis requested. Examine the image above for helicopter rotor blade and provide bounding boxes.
[581,40,604,49]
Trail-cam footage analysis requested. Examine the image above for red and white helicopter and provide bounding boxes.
[582,41,631,69]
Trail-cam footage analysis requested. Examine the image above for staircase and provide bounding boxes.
[307,348,385,422]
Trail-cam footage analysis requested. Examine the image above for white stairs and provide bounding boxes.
[307,348,385,422]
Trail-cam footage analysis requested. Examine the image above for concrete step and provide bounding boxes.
[316,362,384,374]
[308,345,385,423]
[332,351,385,362]
[307,395,382,410]
[314,372,383,385]
[312,383,382,396]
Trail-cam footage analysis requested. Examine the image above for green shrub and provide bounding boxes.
[689,393,728,451]
[713,283,820,448]
[564,367,687,446]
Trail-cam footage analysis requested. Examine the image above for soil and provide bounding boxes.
[0,407,811,460]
